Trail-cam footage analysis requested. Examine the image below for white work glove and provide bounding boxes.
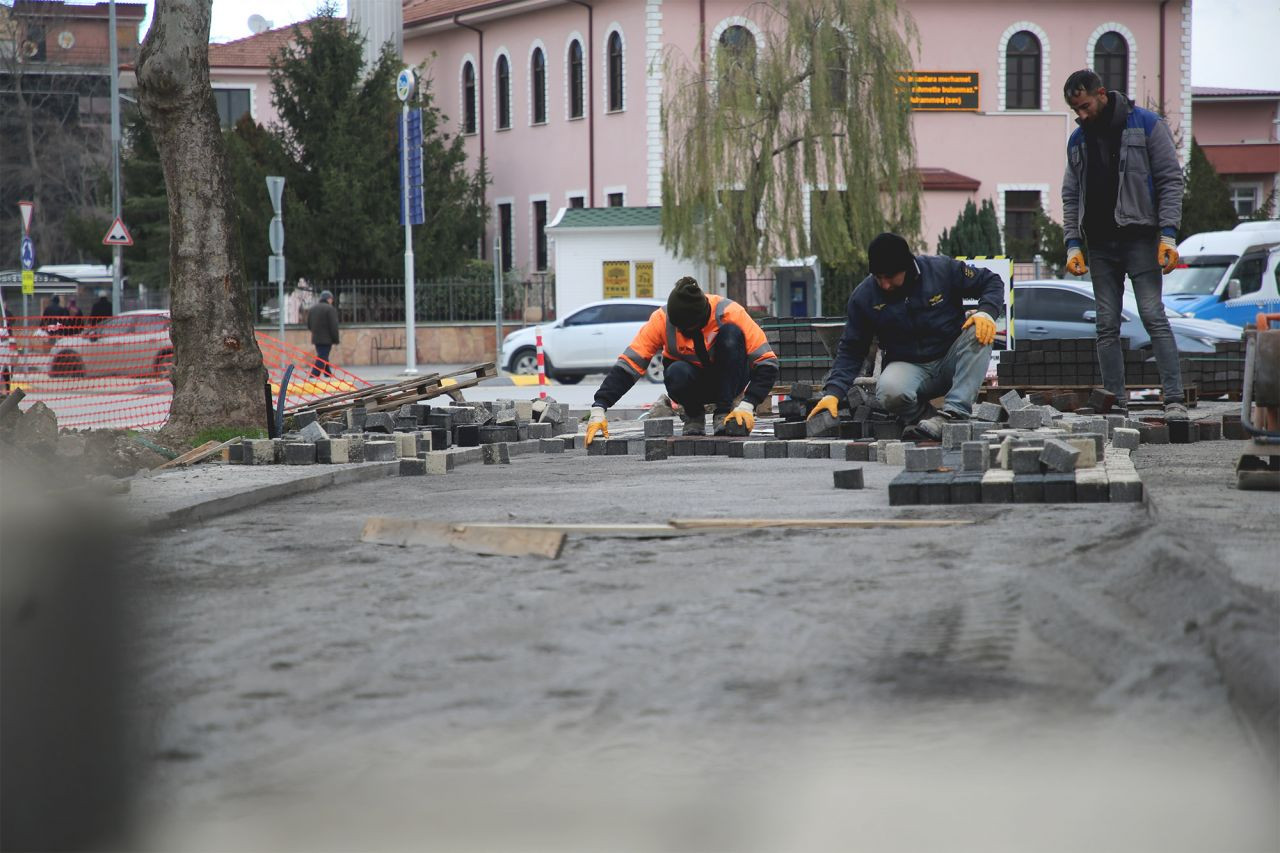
[585,405,609,446]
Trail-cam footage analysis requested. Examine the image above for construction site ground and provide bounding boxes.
[58,400,1272,852]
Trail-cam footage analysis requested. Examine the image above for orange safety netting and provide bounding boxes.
[0,315,370,431]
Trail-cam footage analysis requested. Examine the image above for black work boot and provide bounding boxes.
[680,407,706,436]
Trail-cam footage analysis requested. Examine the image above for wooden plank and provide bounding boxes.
[154,440,222,470]
[361,517,565,558]
[667,518,972,530]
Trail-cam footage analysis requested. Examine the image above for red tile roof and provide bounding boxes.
[1191,86,1280,98]
[208,21,318,68]
[918,167,980,192]
[11,1,146,21]
[404,0,518,26]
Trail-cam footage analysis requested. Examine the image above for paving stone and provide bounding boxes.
[394,432,418,458]
[453,424,480,447]
[763,441,788,459]
[322,420,345,437]
[294,410,318,428]
[347,437,365,463]
[315,438,349,464]
[949,473,984,504]
[1222,414,1246,440]
[398,457,427,476]
[245,439,277,465]
[846,441,873,462]
[1198,419,1222,441]
[1074,470,1110,503]
[1088,388,1118,412]
[670,439,697,457]
[888,472,922,506]
[805,409,840,438]
[838,421,865,440]
[1039,439,1080,473]
[870,421,904,441]
[482,443,512,464]
[885,442,909,467]
[539,438,566,453]
[364,440,396,462]
[427,412,452,431]
[1072,431,1105,459]
[1104,414,1127,436]
[514,401,535,421]
[526,422,554,440]
[1168,419,1199,444]
[1007,408,1043,430]
[961,441,990,473]
[999,389,1029,411]
[970,421,998,438]
[493,408,519,426]
[1062,437,1098,468]
[778,399,811,421]
[346,408,367,431]
[479,425,519,444]
[298,420,328,443]
[774,421,807,440]
[972,401,1004,423]
[1112,427,1140,450]
[980,469,1014,503]
[905,445,943,472]
[1138,423,1169,444]
[1050,393,1077,413]
[644,418,675,437]
[742,441,768,459]
[1012,474,1045,503]
[606,438,630,456]
[727,441,746,458]
[1043,473,1077,503]
[1010,446,1042,474]
[364,412,395,433]
[833,467,864,489]
[804,442,831,459]
[283,442,316,465]
[694,440,718,456]
[919,471,953,505]
[1109,475,1143,503]
[227,443,244,463]
[940,421,971,450]
[429,427,449,450]
[790,382,814,400]
[425,451,454,474]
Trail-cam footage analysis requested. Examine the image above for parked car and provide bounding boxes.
[1010,280,1243,352]
[1161,221,1280,325]
[48,309,173,379]
[499,298,666,384]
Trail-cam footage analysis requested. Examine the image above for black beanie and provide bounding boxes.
[666,277,710,330]
[867,232,914,275]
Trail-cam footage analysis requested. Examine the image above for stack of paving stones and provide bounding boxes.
[879,388,1231,505]
[759,316,844,386]
[1180,340,1246,398]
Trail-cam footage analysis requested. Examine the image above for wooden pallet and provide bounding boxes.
[289,362,498,418]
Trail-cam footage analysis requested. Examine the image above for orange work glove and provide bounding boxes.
[722,401,756,433]
[1158,236,1179,274]
[1065,247,1088,276]
[585,406,609,446]
[961,311,997,346]
[807,394,840,421]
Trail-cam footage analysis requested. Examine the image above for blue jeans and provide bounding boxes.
[1089,237,1184,402]
[664,323,749,413]
[876,325,991,421]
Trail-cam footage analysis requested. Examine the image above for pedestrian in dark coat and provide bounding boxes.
[306,290,340,376]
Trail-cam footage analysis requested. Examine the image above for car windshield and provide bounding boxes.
[1162,256,1231,295]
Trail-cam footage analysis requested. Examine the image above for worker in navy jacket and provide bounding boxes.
[808,232,1004,442]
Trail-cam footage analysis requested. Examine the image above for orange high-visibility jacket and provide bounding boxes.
[614,295,778,379]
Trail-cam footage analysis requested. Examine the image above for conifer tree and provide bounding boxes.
[1179,138,1240,240]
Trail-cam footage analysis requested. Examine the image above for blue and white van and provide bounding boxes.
[1162,221,1280,325]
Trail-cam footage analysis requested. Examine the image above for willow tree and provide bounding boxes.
[661,0,920,305]
[137,0,267,437]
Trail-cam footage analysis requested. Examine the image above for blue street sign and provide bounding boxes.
[20,236,35,270]
[399,108,425,227]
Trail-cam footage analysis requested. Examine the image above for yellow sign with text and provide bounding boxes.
[899,71,980,111]
[21,270,35,294]
[603,261,631,299]
[634,262,654,298]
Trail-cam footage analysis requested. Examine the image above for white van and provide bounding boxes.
[1163,221,1280,325]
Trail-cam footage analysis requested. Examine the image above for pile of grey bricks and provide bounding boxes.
[226,397,577,475]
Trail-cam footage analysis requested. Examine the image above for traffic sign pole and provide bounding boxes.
[397,68,418,376]
[266,176,286,343]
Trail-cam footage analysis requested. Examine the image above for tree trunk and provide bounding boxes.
[726,268,748,306]
[136,0,266,438]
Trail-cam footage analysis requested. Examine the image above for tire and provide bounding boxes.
[51,351,84,379]
[645,355,664,384]
[154,349,174,380]
[557,374,584,385]
[508,346,538,375]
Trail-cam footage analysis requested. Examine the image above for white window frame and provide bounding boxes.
[1229,182,1263,219]
[997,21,1050,113]
[459,54,478,136]
[603,23,626,113]
[527,40,548,127]
[493,47,513,132]
[1086,23,1138,100]
[564,32,586,122]
[603,185,627,207]
[529,193,551,271]
[996,183,1049,252]
[495,196,516,271]
[210,82,256,128]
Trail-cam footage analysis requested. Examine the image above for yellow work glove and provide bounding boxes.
[962,311,997,346]
[1158,235,1179,274]
[585,406,609,446]
[722,400,756,433]
[806,394,840,421]
[1065,247,1088,276]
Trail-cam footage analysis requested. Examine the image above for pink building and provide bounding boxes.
[1191,87,1280,219]
[210,0,1194,312]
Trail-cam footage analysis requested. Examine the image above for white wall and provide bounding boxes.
[549,226,706,316]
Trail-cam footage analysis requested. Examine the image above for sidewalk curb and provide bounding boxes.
[132,462,398,534]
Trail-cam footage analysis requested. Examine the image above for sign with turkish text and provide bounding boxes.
[21,270,35,294]
[602,261,631,299]
[634,262,654,298]
[900,71,980,111]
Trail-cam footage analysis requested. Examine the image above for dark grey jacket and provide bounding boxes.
[307,300,340,345]
[1062,91,1183,248]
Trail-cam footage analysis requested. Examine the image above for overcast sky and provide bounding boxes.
[129,0,1279,91]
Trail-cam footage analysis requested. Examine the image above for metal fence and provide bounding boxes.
[248,278,555,325]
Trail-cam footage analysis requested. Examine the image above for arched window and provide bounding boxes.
[607,31,624,111]
[1005,30,1041,110]
[1094,31,1128,95]
[569,39,584,119]
[531,47,546,124]
[462,61,476,134]
[718,24,757,80]
[496,54,511,130]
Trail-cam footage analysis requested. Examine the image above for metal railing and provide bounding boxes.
[248,278,555,326]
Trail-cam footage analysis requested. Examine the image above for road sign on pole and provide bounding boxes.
[102,217,133,246]
[266,176,286,341]
[20,236,35,270]
[397,69,420,376]
[18,201,34,234]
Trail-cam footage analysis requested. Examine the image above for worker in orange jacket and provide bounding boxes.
[586,277,779,443]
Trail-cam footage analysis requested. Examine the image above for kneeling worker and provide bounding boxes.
[586,277,779,444]
[807,232,1004,441]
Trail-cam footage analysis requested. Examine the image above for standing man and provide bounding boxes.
[807,232,1003,442]
[585,277,779,444]
[89,290,113,326]
[306,290,340,377]
[1061,68,1187,418]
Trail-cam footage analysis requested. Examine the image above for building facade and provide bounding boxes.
[1191,87,1280,220]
